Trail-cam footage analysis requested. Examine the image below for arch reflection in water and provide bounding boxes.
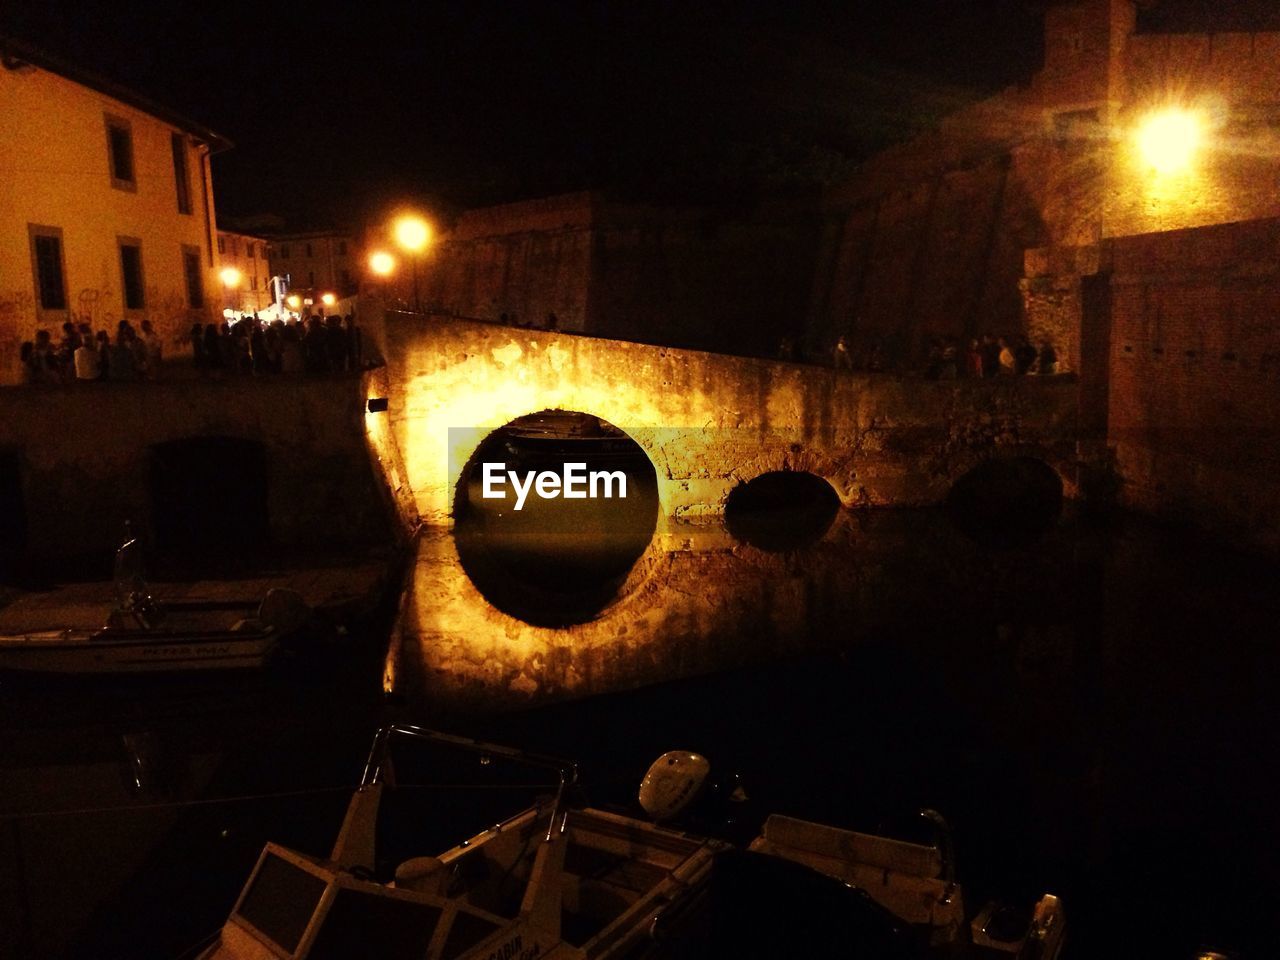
[946,456,1063,549]
[453,411,658,627]
[724,471,840,552]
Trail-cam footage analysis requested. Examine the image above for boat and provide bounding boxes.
[191,727,1067,959]
[0,537,310,675]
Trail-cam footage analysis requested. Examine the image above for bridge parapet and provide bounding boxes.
[373,311,1081,526]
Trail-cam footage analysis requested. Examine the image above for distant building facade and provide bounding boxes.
[216,229,272,314]
[0,35,232,384]
[267,232,360,304]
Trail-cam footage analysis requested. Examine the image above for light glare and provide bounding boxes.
[394,215,431,252]
[1136,108,1202,175]
[369,251,396,276]
[219,266,242,287]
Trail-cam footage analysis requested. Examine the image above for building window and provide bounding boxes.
[280,244,290,258]
[305,243,313,257]
[105,114,136,191]
[217,236,226,254]
[182,246,204,308]
[28,224,67,314]
[248,243,255,259]
[307,270,315,287]
[341,269,352,288]
[337,240,347,255]
[171,133,192,214]
[118,238,145,312]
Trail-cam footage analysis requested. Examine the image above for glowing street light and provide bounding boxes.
[369,251,396,277]
[219,266,242,312]
[1136,107,1202,175]
[393,215,430,252]
[286,294,301,310]
[392,213,432,312]
[321,292,336,307]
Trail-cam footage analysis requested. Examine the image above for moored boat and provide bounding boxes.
[191,727,1067,960]
[0,537,310,675]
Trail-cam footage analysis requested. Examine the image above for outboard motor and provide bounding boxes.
[638,751,747,836]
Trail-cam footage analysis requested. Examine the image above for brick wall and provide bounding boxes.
[1106,217,1280,549]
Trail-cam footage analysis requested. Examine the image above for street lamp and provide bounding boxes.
[219,266,242,313]
[369,251,395,277]
[1136,107,1202,175]
[392,214,431,312]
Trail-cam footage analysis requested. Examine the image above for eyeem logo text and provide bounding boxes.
[482,462,628,511]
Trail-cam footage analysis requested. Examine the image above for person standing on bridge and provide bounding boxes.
[833,335,853,370]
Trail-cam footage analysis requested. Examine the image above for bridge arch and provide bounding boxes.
[450,410,663,626]
[945,454,1064,547]
[724,469,842,552]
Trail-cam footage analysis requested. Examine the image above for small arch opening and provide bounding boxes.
[453,410,659,627]
[724,471,840,552]
[149,437,270,561]
[946,457,1063,549]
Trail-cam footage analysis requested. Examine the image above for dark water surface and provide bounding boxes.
[2,508,1278,959]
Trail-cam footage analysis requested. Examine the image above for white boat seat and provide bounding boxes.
[750,815,964,944]
[393,856,449,895]
[757,814,944,878]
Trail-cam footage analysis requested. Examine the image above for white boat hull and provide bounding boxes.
[0,629,278,674]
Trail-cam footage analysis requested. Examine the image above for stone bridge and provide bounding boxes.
[360,310,1084,710]
[365,310,1082,530]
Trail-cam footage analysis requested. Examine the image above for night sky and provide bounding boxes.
[5,1,1278,229]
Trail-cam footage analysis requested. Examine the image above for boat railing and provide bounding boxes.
[359,724,579,842]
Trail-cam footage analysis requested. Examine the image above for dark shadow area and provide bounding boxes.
[724,471,840,552]
[946,457,1062,549]
[453,411,658,627]
[149,437,270,562]
[0,449,26,580]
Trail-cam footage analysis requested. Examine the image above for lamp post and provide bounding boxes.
[392,215,430,313]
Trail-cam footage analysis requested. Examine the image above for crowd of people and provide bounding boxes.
[19,319,164,384]
[190,313,363,376]
[17,312,365,383]
[799,332,1060,378]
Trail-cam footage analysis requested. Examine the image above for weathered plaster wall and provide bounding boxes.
[0,377,390,561]
[378,313,1081,527]
[0,62,221,384]
[1105,217,1280,551]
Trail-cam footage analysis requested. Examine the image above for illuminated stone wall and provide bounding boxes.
[1105,217,1280,551]
[812,1,1280,371]
[0,61,222,383]
[1105,31,1280,239]
[369,311,1082,706]
[374,311,1081,527]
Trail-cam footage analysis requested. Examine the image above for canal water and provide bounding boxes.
[1,506,1277,958]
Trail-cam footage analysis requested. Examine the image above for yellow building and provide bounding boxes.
[216,229,272,314]
[0,35,232,383]
[267,231,361,304]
